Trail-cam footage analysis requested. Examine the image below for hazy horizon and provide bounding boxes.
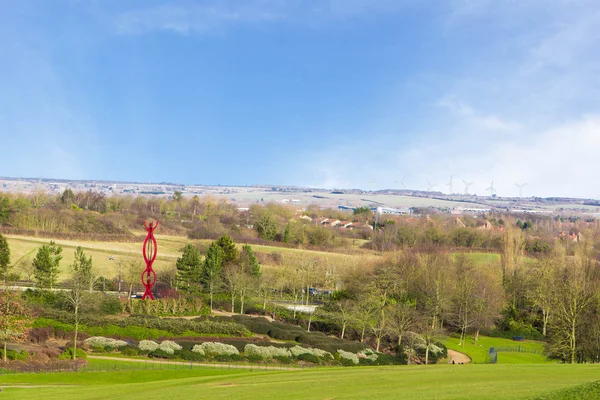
[1,1,599,198]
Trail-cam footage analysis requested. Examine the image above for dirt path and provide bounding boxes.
[87,355,298,371]
[211,310,275,321]
[446,349,471,364]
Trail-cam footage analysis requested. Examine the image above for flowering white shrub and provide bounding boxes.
[311,348,333,359]
[159,340,182,354]
[337,349,359,365]
[198,342,239,356]
[191,345,205,355]
[85,337,128,349]
[138,340,159,352]
[244,344,291,359]
[428,344,443,355]
[289,346,332,359]
[289,346,310,357]
[357,348,379,361]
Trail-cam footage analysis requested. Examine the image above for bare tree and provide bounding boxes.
[420,252,453,330]
[65,270,88,360]
[550,242,599,364]
[452,255,478,346]
[531,247,564,337]
[258,268,279,314]
[0,289,31,361]
[351,293,377,343]
[422,324,443,365]
[223,264,241,313]
[333,299,355,339]
[387,301,417,348]
[500,225,525,308]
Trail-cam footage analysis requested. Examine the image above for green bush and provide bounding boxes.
[274,355,292,364]
[358,358,374,366]
[120,347,139,356]
[149,349,177,359]
[249,321,271,335]
[373,353,406,365]
[33,317,74,332]
[483,329,544,341]
[101,297,122,315]
[23,289,62,308]
[246,354,264,363]
[58,347,87,360]
[297,353,320,364]
[339,357,356,366]
[214,354,233,362]
[179,350,205,361]
[0,349,29,361]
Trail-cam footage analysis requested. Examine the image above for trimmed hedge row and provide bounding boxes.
[207,315,368,353]
[33,316,249,341]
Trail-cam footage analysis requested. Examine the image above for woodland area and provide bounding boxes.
[0,189,596,252]
[2,190,600,365]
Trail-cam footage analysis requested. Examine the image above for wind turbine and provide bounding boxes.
[427,180,437,192]
[462,179,474,195]
[445,175,453,194]
[394,177,407,190]
[486,181,497,196]
[515,183,527,199]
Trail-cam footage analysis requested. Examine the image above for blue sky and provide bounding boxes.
[1,0,599,198]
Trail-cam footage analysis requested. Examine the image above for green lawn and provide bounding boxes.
[2,364,600,399]
[443,335,552,364]
[457,252,500,263]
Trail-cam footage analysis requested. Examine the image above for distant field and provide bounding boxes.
[443,335,551,364]
[4,234,504,282]
[211,190,489,210]
[4,234,382,281]
[2,364,600,399]
[455,252,500,263]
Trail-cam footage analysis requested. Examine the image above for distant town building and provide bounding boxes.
[451,207,491,215]
[376,206,411,215]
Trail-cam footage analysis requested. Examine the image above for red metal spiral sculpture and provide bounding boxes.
[141,221,158,300]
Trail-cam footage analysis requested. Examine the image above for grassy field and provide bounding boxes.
[443,335,551,364]
[6,233,502,279]
[5,233,382,282]
[2,364,600,399]
[454,252,500,263]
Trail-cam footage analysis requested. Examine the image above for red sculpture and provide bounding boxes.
[141,221,158,300]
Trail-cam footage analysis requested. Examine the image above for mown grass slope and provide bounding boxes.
[442,335,551,364]
[1,364,600,400]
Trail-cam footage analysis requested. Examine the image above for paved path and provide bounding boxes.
[447,349,472,364]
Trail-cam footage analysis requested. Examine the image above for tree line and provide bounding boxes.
[4,222,600,364]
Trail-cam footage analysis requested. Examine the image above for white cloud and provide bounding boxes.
[301,115,600,198]
[436,97,521,133]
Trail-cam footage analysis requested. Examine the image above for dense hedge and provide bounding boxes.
[32,315,249,341]
[209,315,368,353]
[482,329,544,341]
